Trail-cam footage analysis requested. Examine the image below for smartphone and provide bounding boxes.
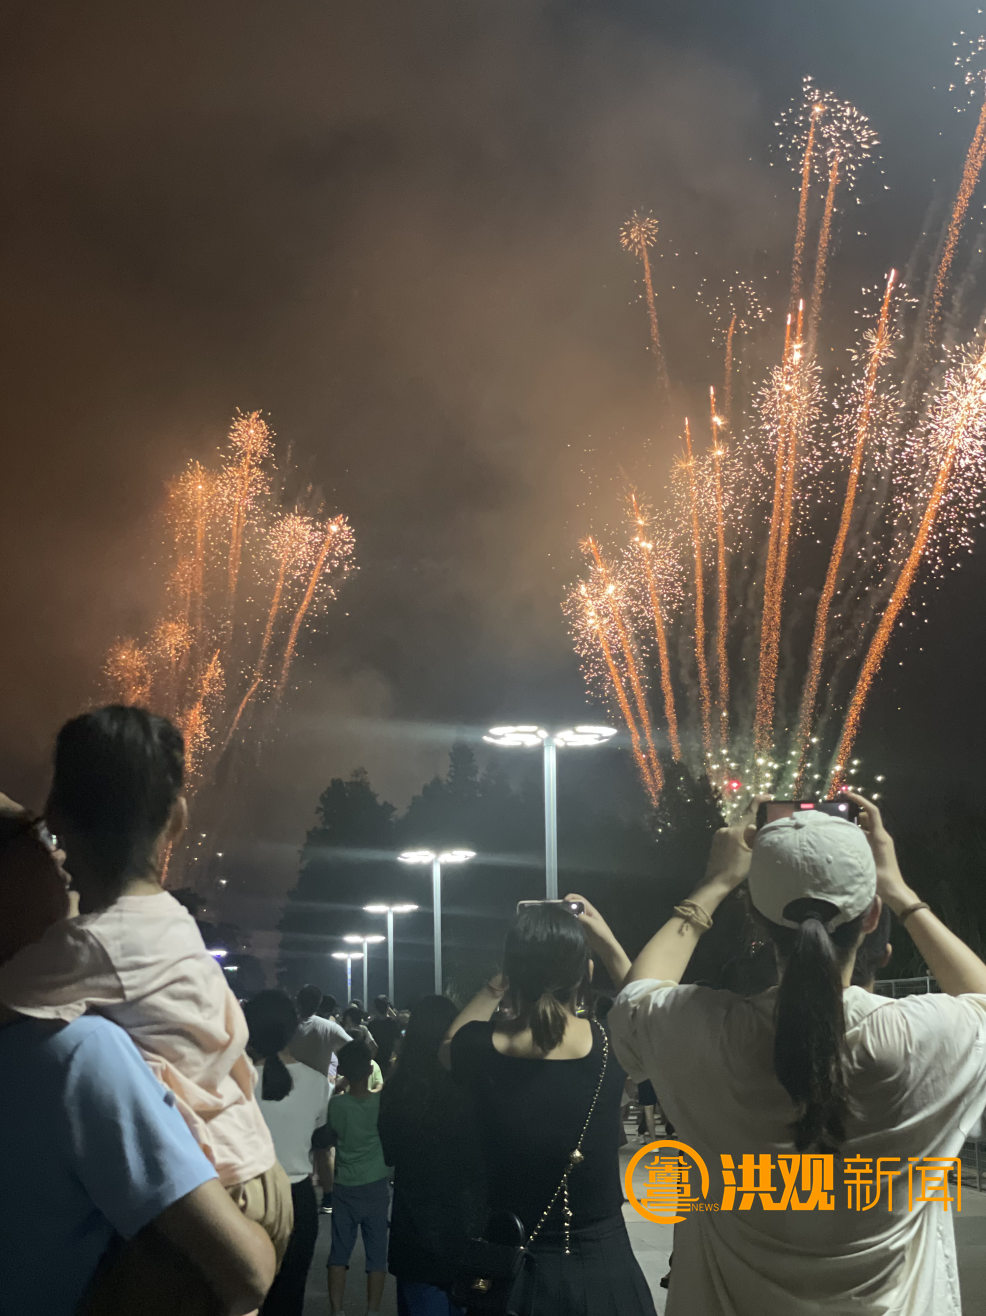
[756,797,860,830]
[517,899,586,917]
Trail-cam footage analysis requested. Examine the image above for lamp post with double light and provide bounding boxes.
[398,849,475,994]
[343,933,385,1005]
[331,949,363,1003]
[483,725,617,899]
[363,903,419,1004]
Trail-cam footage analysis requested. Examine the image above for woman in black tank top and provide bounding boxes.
[444,897,656,1316]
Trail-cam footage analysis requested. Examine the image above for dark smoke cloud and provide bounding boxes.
[2,0,983,915]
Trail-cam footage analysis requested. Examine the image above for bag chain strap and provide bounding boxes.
[525,1023,610,1257]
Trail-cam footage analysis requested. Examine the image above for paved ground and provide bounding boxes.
[302,1142,986,1314]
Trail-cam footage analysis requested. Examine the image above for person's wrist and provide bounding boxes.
[882,883,920,918]
[688,879,733,910]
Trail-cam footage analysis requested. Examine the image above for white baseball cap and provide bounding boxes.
[747,811,877,931]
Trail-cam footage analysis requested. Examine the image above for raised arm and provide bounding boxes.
[565,894,632,989]
[849,792,986,997]
[624,799,760,987]
[438,974,506,1070]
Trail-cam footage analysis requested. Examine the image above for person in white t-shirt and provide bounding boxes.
[606,793,986,1316]
[290,985,351,1213]
[246,990,331,1316]
[290,985,352,1078]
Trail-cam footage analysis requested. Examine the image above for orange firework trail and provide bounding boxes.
[620,212,669,391]
[683,420,714,759]
[807,153,841,358]
[795,270,897,791]
[224,514,319,750]
[723,313,737,424]
[275,516,353,701]
[586,538,664,794]
[832,339,986,785]
[105,641,152,706]
[790,104,823,309]
[710,389,729,749]
[927,91,986,347]
[224,412,273,612]
[752,316,795,766]
[582,587,662,806]
[630,496,681,761]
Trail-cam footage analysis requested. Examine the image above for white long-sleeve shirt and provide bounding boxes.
[610,979,986,1316]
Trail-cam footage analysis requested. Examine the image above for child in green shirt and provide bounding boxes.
[327,1040,390,1313]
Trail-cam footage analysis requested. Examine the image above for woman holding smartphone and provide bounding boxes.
[441,900,656,1316]
[609,793,986,1316]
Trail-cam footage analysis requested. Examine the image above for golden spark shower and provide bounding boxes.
[104,410,356,798]
[566,64,986,810]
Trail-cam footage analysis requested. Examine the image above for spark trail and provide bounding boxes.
[752,315,795,768]
[586,537,664,795]
[723,314,737,424]
[275,516,353,701]
[709,389,730,749]
[790,104,823,309]
[630,495,681,761]
[807,154,841,358]
[795,271,896,791]
[620,212,670,391]
[927,92,986,349]
[683,420,714,759]
[582,585,662,806]
[832,339,986,784]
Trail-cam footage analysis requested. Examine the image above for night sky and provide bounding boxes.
[2,0,985,934]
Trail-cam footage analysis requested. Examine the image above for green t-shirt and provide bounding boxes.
[328,1091,389,1186]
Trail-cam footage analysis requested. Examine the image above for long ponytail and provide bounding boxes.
[243,990,298,1103]
[768,899,864,1153]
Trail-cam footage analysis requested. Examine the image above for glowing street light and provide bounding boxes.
[332,949,363,1003]
[363,903,419,1004]
[483,725,617,898]
[398,849,475,994]
[343,933,386,1005]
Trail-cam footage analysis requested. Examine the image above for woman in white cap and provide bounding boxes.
[602,793,986,1316]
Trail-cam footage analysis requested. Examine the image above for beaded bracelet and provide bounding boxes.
[674,899,714,934]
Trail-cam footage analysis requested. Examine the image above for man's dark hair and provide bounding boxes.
[296,984,323,1018]
[373,994,390,1014]
[318,994,338,1017]
[337,1039,373,1085]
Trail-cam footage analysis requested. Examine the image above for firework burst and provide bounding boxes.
[104,411,356,875]
[568,55,986,811]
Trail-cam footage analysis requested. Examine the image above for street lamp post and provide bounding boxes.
[331,950,363,1003]
[484,725,617,899]
[344,934,385,1005]
[363,903,419,1003]
[398,849,475,994]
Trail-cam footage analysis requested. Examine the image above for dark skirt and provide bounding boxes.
[509,1214,657,1316]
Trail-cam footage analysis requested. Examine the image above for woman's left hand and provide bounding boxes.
[565,893,619,955]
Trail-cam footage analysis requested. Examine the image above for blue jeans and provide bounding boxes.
[397,1279,465,1316]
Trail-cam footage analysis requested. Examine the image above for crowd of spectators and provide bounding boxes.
[2,704,986,1316]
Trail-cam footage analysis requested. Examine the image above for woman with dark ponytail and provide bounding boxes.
[245,991,331,1316]
[443,901,656,1316]
[610,795,986,1316]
